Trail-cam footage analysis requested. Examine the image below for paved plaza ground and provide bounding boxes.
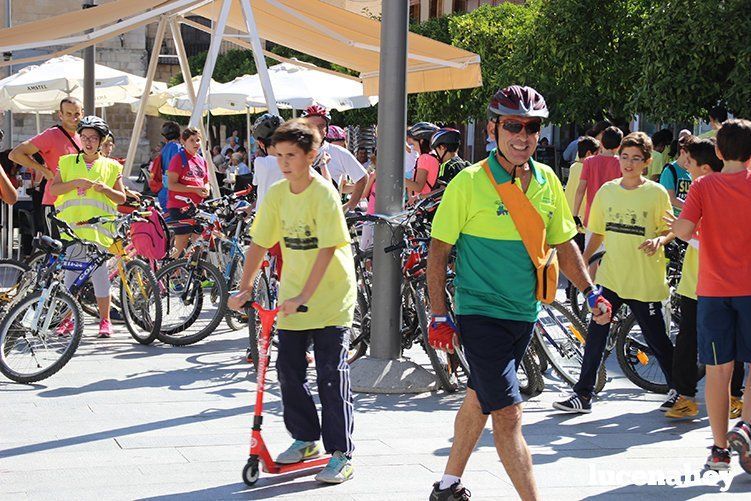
[1,318,749,500]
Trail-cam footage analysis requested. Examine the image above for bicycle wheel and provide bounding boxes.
[566,282,588,323]
[518,344,544,397]
[0,258,32,311]
[347,290,369,365]
[156,258,228,346]
[246,271,272,367]
[414,281,458,393]
[615,312,676,394]
[120,259,162,345]
[0,287,83,383]
[534,300,588,387]
[224,255,249,331]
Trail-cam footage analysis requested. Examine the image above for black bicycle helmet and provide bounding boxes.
[407,122,439,141]
[161,121,180,140]
[252,113,284,141]
[77,115,111,139]
[430,128,461,150]
[487,85,549,120]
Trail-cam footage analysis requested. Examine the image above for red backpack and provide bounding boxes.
[148,154,163,193]
[130,208,169,260]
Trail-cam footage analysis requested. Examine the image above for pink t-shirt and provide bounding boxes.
[366,173,377,215]
[580,154,621,225]
[680,170,751,297]
[166,151,209,209]
[414,153,439,195]
[29,127,82,205]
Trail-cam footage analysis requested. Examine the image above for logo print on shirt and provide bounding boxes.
[496,201,509,217]
[605,207,647,236]
[282,219,319,250]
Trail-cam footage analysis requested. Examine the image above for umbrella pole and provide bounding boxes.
[246,106,251,153]
[35,112,41,134]
[123,16,167,179]
[238,0,279,115]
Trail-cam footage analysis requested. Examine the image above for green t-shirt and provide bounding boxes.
[431,151,576,322]
[587,179,672,302]
[250,175,356,330]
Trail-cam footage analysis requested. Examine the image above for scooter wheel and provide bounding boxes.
[243,460,260,486]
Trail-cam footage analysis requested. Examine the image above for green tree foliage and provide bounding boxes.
[630,0,751,121]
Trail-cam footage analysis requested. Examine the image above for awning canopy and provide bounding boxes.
[0,0,481,95]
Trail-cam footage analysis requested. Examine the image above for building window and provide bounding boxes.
[429,0,440,18]
[453,0,468,12]
[409,1,420,22]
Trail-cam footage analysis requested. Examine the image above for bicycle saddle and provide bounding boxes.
[32,235,63,254]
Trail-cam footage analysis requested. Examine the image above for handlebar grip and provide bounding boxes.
[234,186,253,197]
[384,243,405,253]
[297,305,308,313]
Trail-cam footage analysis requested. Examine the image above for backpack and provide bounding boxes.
[130,207,169,260]
[438,156,471,185]
[147,153,163,194]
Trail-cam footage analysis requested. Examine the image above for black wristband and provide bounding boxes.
[582,285,593,297]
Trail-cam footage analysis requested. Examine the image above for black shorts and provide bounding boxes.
[167,208,196,236]
[457,315,534,414]
[698,296,751,365]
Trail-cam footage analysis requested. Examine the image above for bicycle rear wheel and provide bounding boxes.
[0,287,83,383]
[518,345,545,397]
[534,300,588,387]
[246,271,271,367]
[225,255,249,331]
[414,281,458,393]
[156,259,228,346]
[615,312,676,394]
[120,259,162,345]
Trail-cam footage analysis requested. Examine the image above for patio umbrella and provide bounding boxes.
[172,61,377,114]
[133,75,244,117]
[0,55,167,112]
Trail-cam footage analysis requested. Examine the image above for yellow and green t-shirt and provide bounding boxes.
[431,151,576,322]
[676,240,699,300]
[250,175,356,330]
[587,179,672,302]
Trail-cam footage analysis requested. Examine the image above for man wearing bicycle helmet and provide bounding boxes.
[431,127,470,187]
[426,85,611,501]
[326,125,348,149]
[302,104,367,212]
[49,116,126,339]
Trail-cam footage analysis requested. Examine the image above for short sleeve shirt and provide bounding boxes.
[414,154,439,194]
[587,180,672,302]
[166,151,208,209]
[579,154,622,226]
[431,151,576,322]
[250,175,356,330]
[680,170,751,297]
[29,127,82,205]
[252,155,285,207]
[318,142,367,185]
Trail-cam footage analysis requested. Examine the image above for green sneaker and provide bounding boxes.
[275,440,321,464]
[315,451,353,484]
[200,279,215,289]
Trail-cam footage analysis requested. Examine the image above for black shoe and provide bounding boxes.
[430,481,471,501]
[659,389,678,412]
[553,393,592,414]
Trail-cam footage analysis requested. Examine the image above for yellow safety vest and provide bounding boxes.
[54,153,122,248]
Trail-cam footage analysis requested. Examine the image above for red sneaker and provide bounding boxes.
[728,421,751,474]
[56,317,74,336]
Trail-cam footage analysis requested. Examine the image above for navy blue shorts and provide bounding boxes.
[697,296,751,365]
[456,315,534,414]
[167,208,196,236]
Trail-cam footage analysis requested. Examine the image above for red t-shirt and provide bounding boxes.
[579,154,621,225]
[415,154,439,195]
[166,151,209,209]
[29,127,82,205]
[680,170,751,297]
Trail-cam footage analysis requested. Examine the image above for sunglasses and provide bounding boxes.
[499,120,542,135]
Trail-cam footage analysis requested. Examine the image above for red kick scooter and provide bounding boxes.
[242,302,330,486]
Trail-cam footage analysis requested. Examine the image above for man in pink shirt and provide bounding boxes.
[572,126,624,230]
[10,97,83,238]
